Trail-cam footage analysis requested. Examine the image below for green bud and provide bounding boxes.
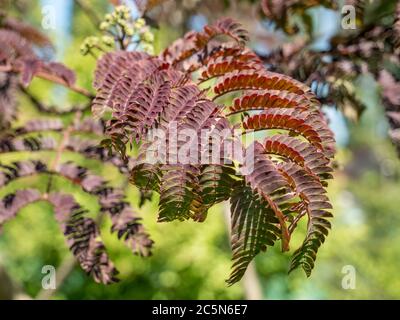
[99,21,109,30]
[125,27,134,36]
[80,43,89,55]
[105,13,112,22]
[86,36,99,47]
[142,31,154,43]
[102,35,114,46]
[123,11,130,20]
[136,18,145,28]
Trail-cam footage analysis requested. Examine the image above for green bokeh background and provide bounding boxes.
[1,0,399,300]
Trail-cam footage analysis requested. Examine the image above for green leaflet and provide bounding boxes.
[227,182,280,285]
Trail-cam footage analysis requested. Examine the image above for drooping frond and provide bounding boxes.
[241,107,335,154]
[0,188,119,284]
[93,17,336,285]
[0,159,153,255]
[279,163,333,276]
[0,111,154,283]
[227,181,280,285]
[49,192,119,284]
[58,162,153,257]
[0,23,153,281]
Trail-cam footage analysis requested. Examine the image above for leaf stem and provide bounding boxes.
[0,65,94,98]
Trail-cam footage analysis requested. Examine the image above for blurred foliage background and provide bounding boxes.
[0,0,399,299]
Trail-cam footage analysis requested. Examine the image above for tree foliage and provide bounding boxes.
[0,13,152,284]
[22,0,400,286]
[259,0,400,153]
[91,8,335,284]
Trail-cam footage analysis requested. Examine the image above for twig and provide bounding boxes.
[50,118,75,171]
[259,190,290,252]
[34,71,94,98]
[19,85,92,114]
[289,210,307,234]
[18,85,48,111]
[0,65,94,98]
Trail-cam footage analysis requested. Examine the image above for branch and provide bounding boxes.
[260,190,290,252]
[33,70,94,99]
[50,112,81,171]
[18,85,48,111]
[0,65,94,99]
[19,85,91,114]
[289,210,307,234]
